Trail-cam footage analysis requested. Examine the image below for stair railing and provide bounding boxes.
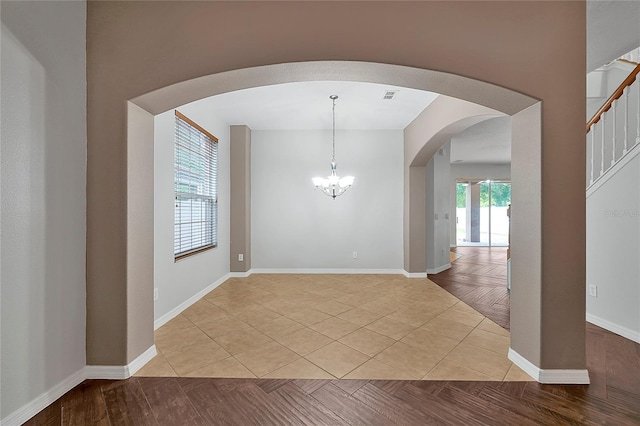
[587,62,640,186]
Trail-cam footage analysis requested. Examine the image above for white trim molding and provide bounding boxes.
[85,345,158,380]
[127,345,158,376]
[154,274,231,330]
[84,365,129,381]
[426,263,451,275]
[5,345,159,424]
[508,348,590,384]
[1,368,86,426]
[228,270,252,278]
[5,345,158,426]
[587,314,640,344]
[403,271,428,278]
[250,268,407,275]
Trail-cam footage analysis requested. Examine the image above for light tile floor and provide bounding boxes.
[136,274,533,381]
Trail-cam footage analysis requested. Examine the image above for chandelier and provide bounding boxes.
[312,95,355,199]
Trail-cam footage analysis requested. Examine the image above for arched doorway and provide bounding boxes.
[86,0,587,383]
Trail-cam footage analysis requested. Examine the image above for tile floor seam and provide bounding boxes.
[445,343,513,380]
[288,356,339,380]
[229,354,262,377]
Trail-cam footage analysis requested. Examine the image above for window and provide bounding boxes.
[174,110,218,260]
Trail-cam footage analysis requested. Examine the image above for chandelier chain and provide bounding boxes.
[332,95,337,162]
[312,94,354,199]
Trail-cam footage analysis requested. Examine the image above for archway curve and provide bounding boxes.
[131,61,537,116]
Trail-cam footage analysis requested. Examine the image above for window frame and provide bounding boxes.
[173,110,219,261]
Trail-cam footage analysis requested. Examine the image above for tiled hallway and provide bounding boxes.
[137,274,532,381]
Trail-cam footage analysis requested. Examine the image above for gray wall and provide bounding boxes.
[251,130,404,270]
[1,1,87,418]
[586,151,640,342]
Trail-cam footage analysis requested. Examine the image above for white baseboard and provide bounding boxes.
[154,273,231,330]
[228,270,252,278]
[1,368,86,426]
[587,313,640,344]
[250,268,406,275]
[84,365,129,380]
[5,345,159,424]
[427,263,451,274]
[85,344,157,380]
[508,348,590,384]
[127,345,158,376]
[403,271,427,278]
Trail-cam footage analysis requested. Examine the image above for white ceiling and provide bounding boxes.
[189,80,507,165]
[188,81,439,130]
[450,117,511,164]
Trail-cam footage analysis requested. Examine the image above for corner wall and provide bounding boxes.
[1,0,87,419]
[230,125,252,273]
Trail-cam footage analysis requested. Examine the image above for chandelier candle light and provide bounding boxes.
[312,95,355,199]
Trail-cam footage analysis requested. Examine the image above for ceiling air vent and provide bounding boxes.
[382,90,398,100]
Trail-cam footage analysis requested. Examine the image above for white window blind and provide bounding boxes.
[174,110,218,259]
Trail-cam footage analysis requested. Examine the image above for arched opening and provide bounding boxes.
[120,60,564,381]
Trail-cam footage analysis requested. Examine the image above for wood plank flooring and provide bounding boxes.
[430,247,510,329]
[24,375,640,425]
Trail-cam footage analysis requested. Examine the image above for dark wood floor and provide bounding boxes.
[24,248,640,425]
[430,246,510,329]
[24,374,640,425]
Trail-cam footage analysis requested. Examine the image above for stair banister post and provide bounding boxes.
[637,76,640,145]
[612,99,617,167]
[624,86,628,155]
[590,128,595,184]
[601,115,605,178]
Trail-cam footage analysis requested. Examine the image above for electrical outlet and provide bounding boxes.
[588,285,598,298]
[238,253,244,262]
[154,288,158,301]
[353,252,358,259]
